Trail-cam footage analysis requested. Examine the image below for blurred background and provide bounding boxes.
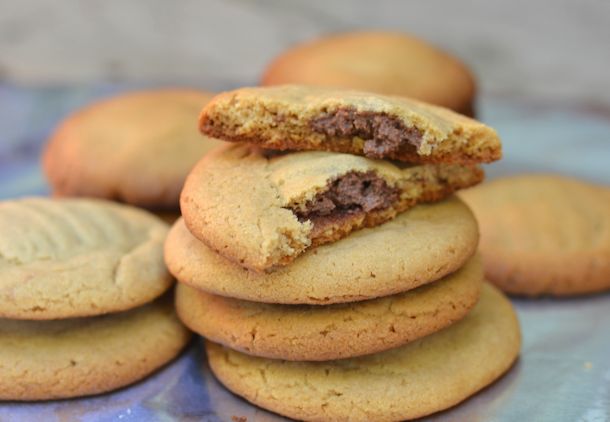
[2,0,610,103]
[1,0,610,196]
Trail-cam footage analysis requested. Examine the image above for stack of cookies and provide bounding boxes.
[166,85,521,420]
[0,197,191,400]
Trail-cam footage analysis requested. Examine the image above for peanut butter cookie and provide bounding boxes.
[461,174,610,296]
[166,196,478,304]
[199,85,500,164]
[43,89,218,210]
[181,143,482,271]
[261,31,477,116]
[0,296,191,400]
[0,197,172,319]
[176,256,482,361]
[206,284,520,421]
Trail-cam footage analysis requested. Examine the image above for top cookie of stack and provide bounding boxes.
[182,85,501,272]
[199,85,499,165]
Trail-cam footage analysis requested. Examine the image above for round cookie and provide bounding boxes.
[43,89,218,210]
[166,196,479,305]
[460,174,610,296]
[200,86,500,169]
[261,31,477,116]
[206,283,520,421]
[181,143,483,271]
[0,197,173,320]
[0,295,191,401]
[176,255,482,361]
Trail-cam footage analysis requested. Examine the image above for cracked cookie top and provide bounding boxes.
[0,197,172,320]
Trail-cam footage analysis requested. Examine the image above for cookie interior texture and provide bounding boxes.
[283,160,482,255]
[176,255,482,361]
[205,283,520,421]
[199,85,501,164]
[460,174,610,296]
[181,143,483,272]
[0,197,173,320]
[291,170,399,242]
[308,108,424,158]
[0,295,191,401]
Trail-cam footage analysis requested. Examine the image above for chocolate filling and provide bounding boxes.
[309,108,423,159]
[294,171,399,224]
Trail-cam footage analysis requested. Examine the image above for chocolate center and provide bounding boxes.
[294,171,399,223]
[309,108,423,159]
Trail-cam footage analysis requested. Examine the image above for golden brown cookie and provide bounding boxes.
[43,89,218,210]
[261,31,477,116]
[0,197,172,320]
[206,283,520,421]
[199,85,500,164]
[176,256,482,361]
[166,196,479,304]
[181,143,483,271]
[0,295,191,401]
[460,174,610,296]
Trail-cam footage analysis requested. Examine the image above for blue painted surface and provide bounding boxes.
[0,86,609,421]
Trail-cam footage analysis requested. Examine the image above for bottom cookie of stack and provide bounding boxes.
[205,283,520,421]
[0,295,191,401]
[0,197,193,401]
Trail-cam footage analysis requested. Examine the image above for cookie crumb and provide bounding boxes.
[584,361,593,370]
[231,416,247,422]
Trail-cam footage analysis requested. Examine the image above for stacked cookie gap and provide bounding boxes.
[0,198,191,400]
[167,86,520,420]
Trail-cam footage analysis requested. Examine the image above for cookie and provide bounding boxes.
[460,174,610,296]
[206,283,520,421]
[0,197,172,320]
[176,255,482,361]
[261,31,477,116]
[181,143,483,271]
[199,85,500,164]
[0,295,191,401]
[166,196,478,304]
[43,89,218,210]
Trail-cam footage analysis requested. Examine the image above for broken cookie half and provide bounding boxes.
[199,85,501,164]
[180,143,483,272]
